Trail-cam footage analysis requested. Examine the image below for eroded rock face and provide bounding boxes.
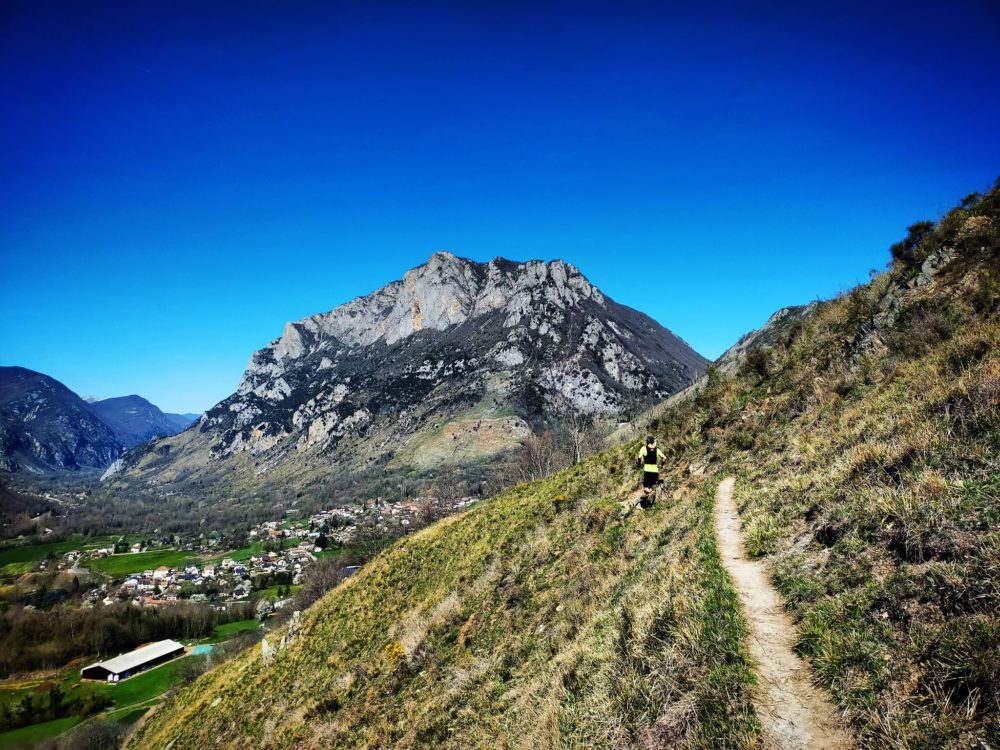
[236,254,605,394]
[854,244,960,357]
[110,253,707,483]
[713,243,965,377]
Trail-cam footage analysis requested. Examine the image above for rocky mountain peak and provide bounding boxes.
[238,253,606,395]
[110,253,707,488]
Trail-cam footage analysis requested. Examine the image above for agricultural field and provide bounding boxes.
[86,549,200,576]
[254,584,300,602]
[205,620,260,643]
[0,535,119,577]
[0,716,81,749]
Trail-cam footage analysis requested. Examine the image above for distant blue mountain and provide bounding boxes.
[0,366,199,474]
[86,395,196,450]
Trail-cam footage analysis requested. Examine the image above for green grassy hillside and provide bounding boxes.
[129,450,759,749]
[131,183,999,750]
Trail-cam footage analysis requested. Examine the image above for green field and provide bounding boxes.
[206,620,259,643]
[0,561,32,578]
[255,584,300,601]
[316,541,384,564]
[86,655,191,709]
[0,716,81,748]
[86,549,199,577]
[0,535,120,577]
[107,704,150,725]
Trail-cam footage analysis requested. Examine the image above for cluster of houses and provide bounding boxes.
[73,544,318,608]
[273,494,480,544]
[52,493,481,608]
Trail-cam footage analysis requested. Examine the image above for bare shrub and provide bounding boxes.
[740,347,772,379]
[178,653,212,685]
[890,220,935,266]
[885,302,958,358]
[510,431,566,484]
[293,557,355,611]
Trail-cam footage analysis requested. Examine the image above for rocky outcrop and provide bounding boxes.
[715,303,819,374]
[716,242,964,375]
[109,252,708,486]
[854,244,960,357]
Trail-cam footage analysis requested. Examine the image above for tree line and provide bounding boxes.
[0,600,252,677]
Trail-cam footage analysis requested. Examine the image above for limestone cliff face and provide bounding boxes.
[109,253,707,486]
[237,253,606,394]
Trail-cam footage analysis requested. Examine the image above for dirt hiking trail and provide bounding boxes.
[714,477,854,749]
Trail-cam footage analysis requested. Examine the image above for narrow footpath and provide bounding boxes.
[714,477,853,750]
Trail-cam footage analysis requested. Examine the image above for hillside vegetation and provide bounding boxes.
[131,183,999,749]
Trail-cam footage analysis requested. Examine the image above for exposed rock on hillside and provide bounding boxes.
[715,303,818,374]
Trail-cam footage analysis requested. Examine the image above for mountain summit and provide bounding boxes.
[107,253,707,490]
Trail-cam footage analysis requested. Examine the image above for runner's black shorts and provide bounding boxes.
[642,471,659,489]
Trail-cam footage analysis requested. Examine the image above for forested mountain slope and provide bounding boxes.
[131,182,999,749]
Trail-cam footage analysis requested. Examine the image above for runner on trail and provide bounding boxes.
[637,435,665,507]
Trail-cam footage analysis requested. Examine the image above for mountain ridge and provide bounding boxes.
[0,367,196,473]
[85,395,197,449]
[0,366,123,473]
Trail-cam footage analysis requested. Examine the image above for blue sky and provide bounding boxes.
[2,1,998,413]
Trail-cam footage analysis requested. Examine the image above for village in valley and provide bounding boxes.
[46,493,479,610]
